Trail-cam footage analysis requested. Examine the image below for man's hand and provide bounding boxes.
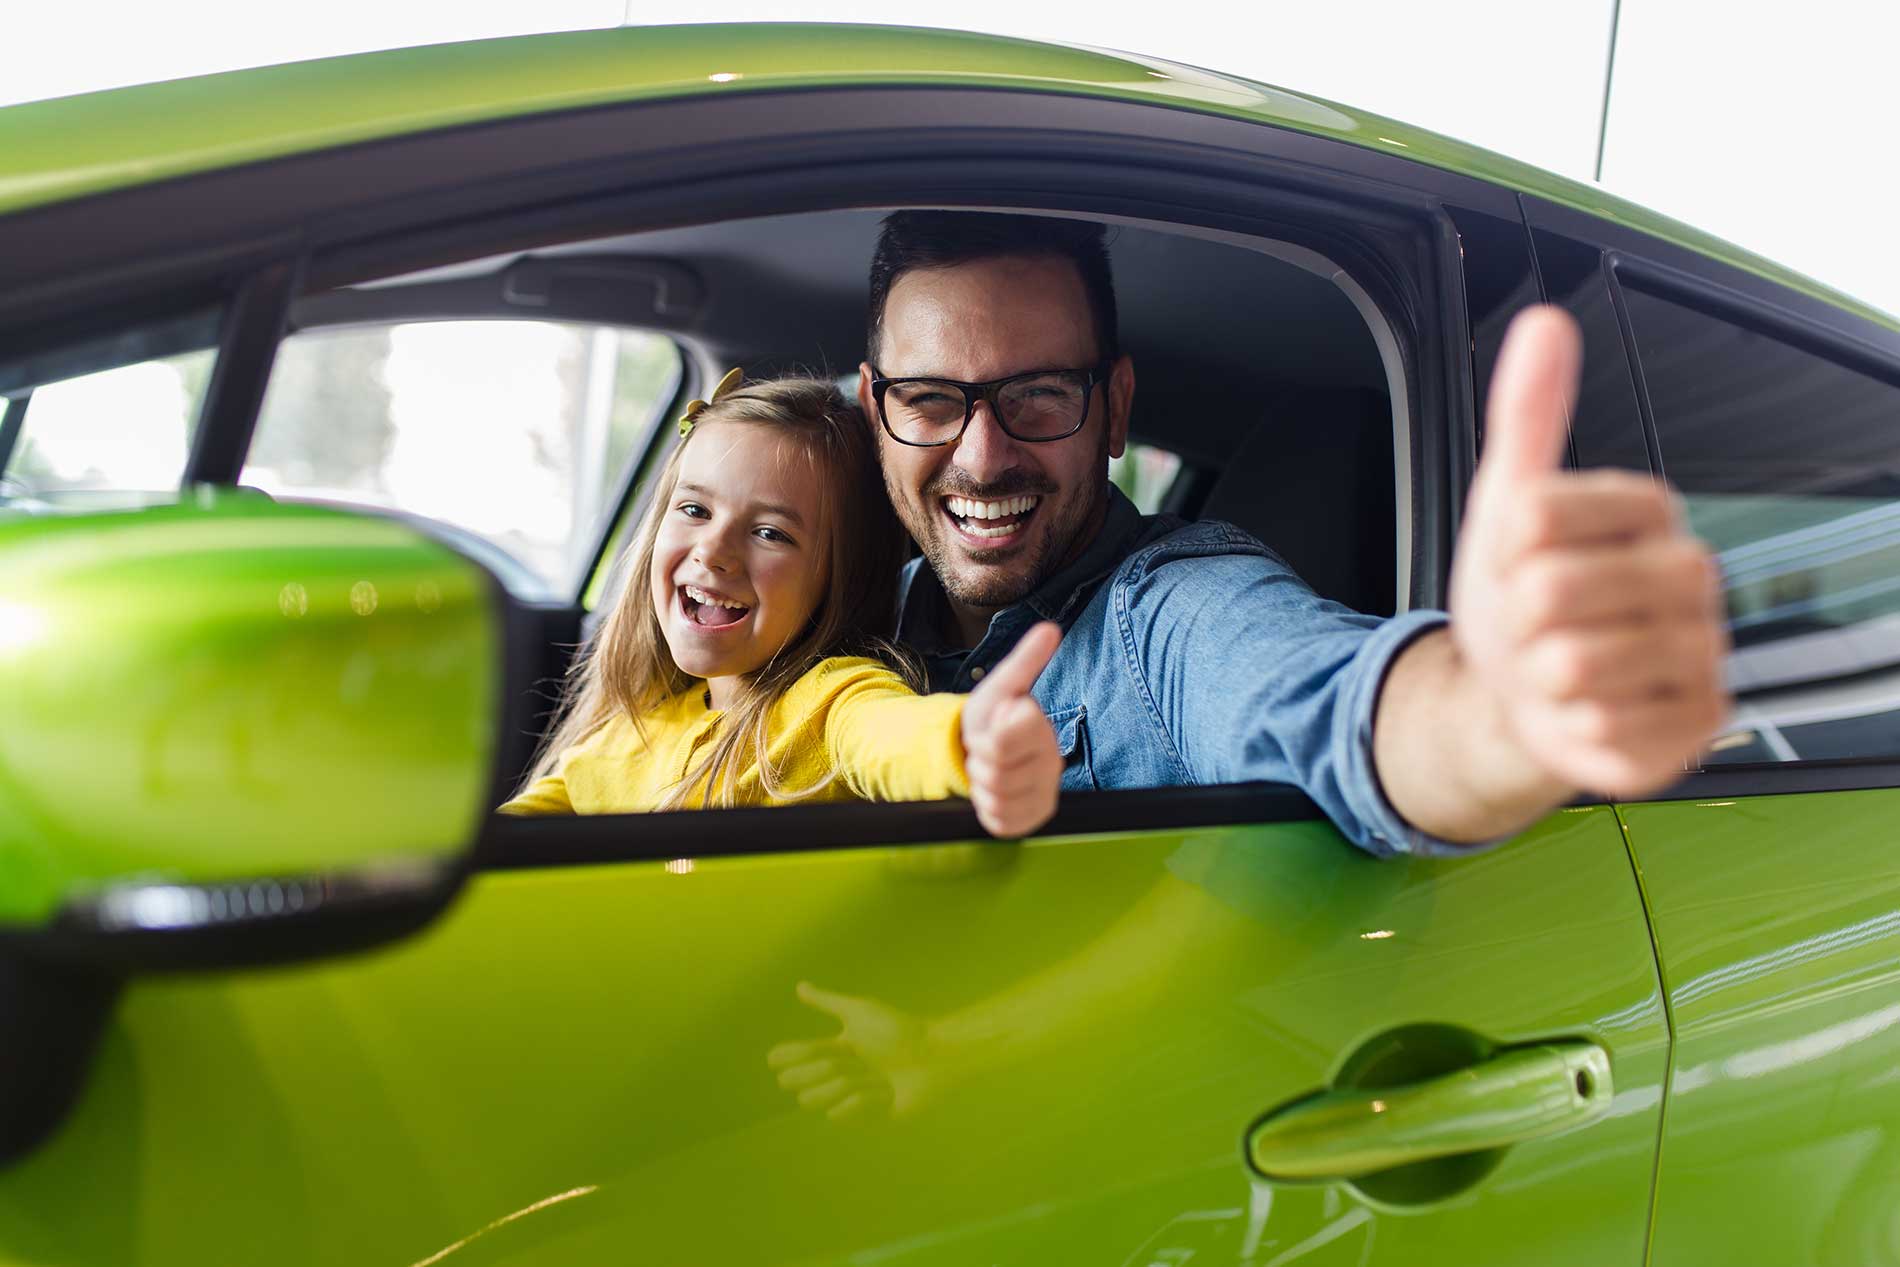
[960,621,1063,837]
[1447,305,1730,799]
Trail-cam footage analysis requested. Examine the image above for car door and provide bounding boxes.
[1,71,1673,1266]
[8,806,1665,1267]
[1531,198,1900,1264]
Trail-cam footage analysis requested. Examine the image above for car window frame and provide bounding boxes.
[4,83,1516,858]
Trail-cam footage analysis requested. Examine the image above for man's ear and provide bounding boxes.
[856,361,878,425]
[1107,354,1135,460]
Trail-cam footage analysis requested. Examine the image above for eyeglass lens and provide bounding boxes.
[884,371,1092,444]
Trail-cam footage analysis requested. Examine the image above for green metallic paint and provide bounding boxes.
[1248,1041,1613,1181]
[1620,789,1900,1264]
[0,490,499,927]
[0,24,1889,335]
[0,807,1665,1264]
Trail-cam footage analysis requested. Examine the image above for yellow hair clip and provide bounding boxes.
[677,366,745,437]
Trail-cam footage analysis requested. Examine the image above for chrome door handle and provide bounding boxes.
[1247,1041,1612,1181]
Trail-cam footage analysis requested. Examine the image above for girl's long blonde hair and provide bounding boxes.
[523,376,918,809]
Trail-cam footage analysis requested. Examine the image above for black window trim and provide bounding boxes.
[1601,252,1665,476]
[477,783,1332,870]
[0,392,28,478]
[185,255,303,486]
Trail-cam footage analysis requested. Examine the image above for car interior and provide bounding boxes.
[1,205,1411,800]
[280,208,1410,789]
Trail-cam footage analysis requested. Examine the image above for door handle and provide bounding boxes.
[1246,1041,1612,1181]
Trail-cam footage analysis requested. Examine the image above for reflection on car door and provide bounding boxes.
[10,807,1665,1265]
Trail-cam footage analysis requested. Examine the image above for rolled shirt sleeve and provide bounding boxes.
[1112,531,1463,858]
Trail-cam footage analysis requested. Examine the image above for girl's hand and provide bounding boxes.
[767,982,936,1122]
[959,621,1063,837]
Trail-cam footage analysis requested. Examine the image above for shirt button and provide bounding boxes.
[969,666,986,681]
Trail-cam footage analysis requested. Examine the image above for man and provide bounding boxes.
[859,212,1728,855]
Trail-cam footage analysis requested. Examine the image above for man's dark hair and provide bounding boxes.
[866,211,1120,365]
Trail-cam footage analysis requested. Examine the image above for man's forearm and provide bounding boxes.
[1372,628,1576,845]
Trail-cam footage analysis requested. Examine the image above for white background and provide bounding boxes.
[5,1,1897,318]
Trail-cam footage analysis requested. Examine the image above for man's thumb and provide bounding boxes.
[1477,305,1580,489]
[974,621,1061,703]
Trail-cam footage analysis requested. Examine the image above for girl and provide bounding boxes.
[502,371,1062,837]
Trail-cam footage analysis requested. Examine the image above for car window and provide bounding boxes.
[1109,442,1183,514]
[0,346,216,512]
[1621,284,1900,765]
[245,320,682,601]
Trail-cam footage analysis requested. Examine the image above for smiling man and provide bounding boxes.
[861,211,1729,854]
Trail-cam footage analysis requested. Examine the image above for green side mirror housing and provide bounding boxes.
[0,489,503,967]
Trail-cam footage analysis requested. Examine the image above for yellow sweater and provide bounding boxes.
[500,656,968,815]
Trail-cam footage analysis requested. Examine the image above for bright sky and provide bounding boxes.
[7,1,1898,318]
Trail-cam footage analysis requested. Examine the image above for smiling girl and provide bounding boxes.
[502,374,1062,836]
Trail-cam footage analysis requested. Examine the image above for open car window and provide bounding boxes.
[244,320,682,602]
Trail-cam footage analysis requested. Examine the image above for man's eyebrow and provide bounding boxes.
[676,482,805,527]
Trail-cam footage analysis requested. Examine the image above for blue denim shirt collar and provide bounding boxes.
[898,485,1158,690]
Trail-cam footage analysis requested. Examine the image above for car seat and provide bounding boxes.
[1193,386,1398,617]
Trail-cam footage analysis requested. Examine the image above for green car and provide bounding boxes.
[4,24,1899,1266]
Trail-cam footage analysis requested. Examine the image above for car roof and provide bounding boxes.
[1,22,1890,335]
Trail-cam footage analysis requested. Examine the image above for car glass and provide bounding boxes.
[1623,284,1900,765]
[1530,229,1652,475]
[244,320,682,601]
[0,347,215,513]
[1109,442,1183,514]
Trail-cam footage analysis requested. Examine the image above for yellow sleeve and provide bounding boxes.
[497,771,574,816]
[797,657,970,802]
[497,722,609,816]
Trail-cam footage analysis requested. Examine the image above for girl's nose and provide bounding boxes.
[693,536,737,572]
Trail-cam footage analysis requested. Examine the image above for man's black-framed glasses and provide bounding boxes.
[870,362,1112,448]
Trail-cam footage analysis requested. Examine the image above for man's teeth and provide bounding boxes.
[945,495,1040,521]
[684,584,747,610]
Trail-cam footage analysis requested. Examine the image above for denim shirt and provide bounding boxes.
[896,486,1456,858]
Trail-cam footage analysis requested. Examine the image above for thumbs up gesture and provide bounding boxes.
[1448,306,1730,798]
[960,620,1064,837]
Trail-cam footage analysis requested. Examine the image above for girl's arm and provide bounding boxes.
[497,770,574,815]
[825,624,1063,837]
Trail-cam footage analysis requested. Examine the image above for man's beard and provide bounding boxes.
[890,462,1107,612]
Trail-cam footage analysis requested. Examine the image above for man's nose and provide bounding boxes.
[951,401,1022,484]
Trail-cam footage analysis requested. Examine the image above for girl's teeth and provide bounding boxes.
[684,585,746,610]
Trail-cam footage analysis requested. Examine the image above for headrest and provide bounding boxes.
[1196,387,1397,617]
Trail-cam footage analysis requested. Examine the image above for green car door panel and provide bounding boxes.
[0,491,500,930]
[1620,790,1900,1263]
[0,808,1665,1265]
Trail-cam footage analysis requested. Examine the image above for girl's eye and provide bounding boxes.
[754,525,794,545]
[677,502,709,519]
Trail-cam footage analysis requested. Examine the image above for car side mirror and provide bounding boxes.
[0,489,510,1164]
[0,489,506,970]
